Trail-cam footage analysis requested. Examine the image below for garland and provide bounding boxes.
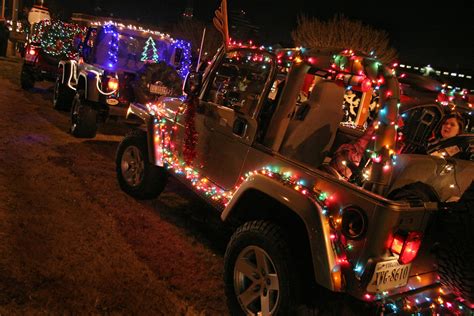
[183,95,198,165]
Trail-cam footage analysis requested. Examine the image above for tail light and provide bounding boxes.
[107,77,119,92]
[28,47,37,56]
[390,231,423,264]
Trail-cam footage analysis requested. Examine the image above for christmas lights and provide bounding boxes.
[171,40,192,80]
[102,23,119,70]
[141,37,160,63]
[93,22,191,80]
[31,20,86,59]
[377,286,471,315]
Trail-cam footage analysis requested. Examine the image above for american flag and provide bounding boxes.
[212,0,229,49]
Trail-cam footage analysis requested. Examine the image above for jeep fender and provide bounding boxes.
[58,60,78,90]
[222,173,339,291]
[78,70,100,102]
[126,102,161,166]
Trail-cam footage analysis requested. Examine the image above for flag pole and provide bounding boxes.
[196,27,206,72]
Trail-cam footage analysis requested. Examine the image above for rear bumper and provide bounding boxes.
[377,283,472,315]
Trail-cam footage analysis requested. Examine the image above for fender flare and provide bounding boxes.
[58,60,78,90]
[57,60,66,84]
[127,102,160,166]
[222,173,339,291]
[78,70,100,102]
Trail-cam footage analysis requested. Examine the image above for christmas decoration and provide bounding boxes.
[30,20,86,59]
[171,40,192,80]
[102,23,119,70]
[183,95,198,165]
[31,20,50,43]
[141,37,160,62]
[91,21,192,80]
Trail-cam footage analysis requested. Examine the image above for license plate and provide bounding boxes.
[366,260,411,292]
[149,84,170,95]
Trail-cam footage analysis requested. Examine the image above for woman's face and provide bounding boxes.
[441,117,461,139]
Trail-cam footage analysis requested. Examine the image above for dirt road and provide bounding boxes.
[0,59,228,315]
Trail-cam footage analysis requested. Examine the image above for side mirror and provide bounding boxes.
[184,71,202,96]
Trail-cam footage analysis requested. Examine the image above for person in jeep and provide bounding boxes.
[427,111,470,159]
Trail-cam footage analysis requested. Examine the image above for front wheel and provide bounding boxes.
[224,221,299,316]
[53,74,75,111]
[115,131,168,199]
[70,91,98,138]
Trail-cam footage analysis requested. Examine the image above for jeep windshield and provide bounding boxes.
[93,26,174,72]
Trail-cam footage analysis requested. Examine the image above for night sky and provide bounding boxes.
[29,0,474,72]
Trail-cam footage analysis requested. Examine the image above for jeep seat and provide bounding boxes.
[279,80,345,168]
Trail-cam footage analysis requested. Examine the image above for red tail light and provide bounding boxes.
[390,231,422,264]
[28,47,37,56]
[107,77,119,91]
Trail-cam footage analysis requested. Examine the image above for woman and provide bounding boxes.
[427,111,466,158]
[439,112,465,139]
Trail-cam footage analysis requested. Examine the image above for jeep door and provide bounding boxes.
[195,49,276,190]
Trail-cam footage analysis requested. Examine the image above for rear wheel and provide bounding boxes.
[20,65,35,90]
[70,91,98,138]
[116,131,167,199]
[224,221,299,316]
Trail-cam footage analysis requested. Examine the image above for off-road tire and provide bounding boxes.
[70,91,98,138]
[224,220,299,316]
[116,130,167,200]
[53,74,75,111]
[20,65,35,90]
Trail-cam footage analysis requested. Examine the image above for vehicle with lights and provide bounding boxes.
[116,46,474,315]
[55,22,192,138]
[20,20,85,90]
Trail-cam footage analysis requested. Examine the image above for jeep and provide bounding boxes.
[116,46,473,315]
[20,20,84,90]
[55,21,191,138]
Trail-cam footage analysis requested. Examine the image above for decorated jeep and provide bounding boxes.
[20,20,85,90]
[54,21,191,138]
[116,46,473,315]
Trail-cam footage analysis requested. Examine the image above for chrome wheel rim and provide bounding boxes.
[234,245,280,316]
[121,145,145,187]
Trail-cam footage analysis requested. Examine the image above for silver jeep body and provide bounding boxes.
[125,47,473,310]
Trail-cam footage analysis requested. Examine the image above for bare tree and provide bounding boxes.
[172,19,221,61]
[292,15,397,64]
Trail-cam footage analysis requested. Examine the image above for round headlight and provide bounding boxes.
[341,207,368,240]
